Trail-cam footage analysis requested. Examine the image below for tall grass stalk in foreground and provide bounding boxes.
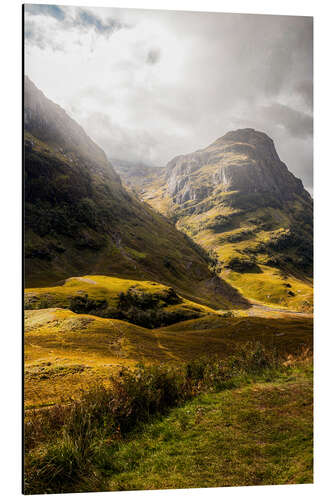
[24,342,312,494]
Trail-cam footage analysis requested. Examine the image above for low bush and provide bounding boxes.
[25,343,281,451]
[111,286,197,328]
[70,294,108,315]
[225,256,261,273]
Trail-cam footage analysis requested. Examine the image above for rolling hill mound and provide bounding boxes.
[24,303,312,409]
[24,275,218,328]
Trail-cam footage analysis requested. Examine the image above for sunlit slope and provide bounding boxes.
[25,275,219,324]
[127,129,313,311]
[24,308,157,408]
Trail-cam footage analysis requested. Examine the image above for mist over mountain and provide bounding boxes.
[24,76,120,181]
[111,157,164,195]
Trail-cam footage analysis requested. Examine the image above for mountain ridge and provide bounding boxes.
[118,128,313,311]
[165,128,311,205]
[24,76,120,180]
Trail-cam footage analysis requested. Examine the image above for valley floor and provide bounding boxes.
[24,306,313,409]
[24,357,313,493]
[24,274,313,493]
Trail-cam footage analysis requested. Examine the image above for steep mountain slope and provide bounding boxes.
[126,129,313,311]
[24,77,246,309]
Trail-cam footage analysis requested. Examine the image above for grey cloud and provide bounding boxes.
[146,48,161,65]
[261,103,313,138]
[277,136,313,193]
[24,19,65,52]
[24,5,130,51]
[25,4,65,21]
[25,7,313,189]
[295,80,313,108]
[73,8,128,36]
[82,12,312,185]
[80,112,160,165]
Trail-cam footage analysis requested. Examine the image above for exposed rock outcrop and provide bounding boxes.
[165,128,310,205]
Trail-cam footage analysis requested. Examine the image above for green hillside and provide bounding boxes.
[126,129,313,310]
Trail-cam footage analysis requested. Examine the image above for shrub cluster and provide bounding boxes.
[115,307,201,329]
[225,256,261,273]
[111,287,198,328]
[25,286,201,328]
[70,294,108,315]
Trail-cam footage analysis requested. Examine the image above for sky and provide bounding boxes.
[24,4,313,193]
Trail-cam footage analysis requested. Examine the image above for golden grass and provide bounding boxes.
[24,308,157,408]
[223,266,313,311]
[25,304,312,410]
[26,275,169,307]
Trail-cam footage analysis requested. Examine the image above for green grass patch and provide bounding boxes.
[107,378,312,490]
[24,343,312,494]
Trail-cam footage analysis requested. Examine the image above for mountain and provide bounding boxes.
[123,129,313,311]
[111,158,164,195]
[24,77,247,309]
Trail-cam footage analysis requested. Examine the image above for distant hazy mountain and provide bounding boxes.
[111,158,164,195]
[24,77,247,309]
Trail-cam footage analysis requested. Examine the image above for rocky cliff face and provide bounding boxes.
[165,129,310,205]
[124,129,313,310]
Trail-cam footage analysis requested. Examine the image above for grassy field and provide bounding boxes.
[24,347,313,494]
[24,273,313,494]
[107,376,312,490]
[24,304,313,409]
[222,265,313,311]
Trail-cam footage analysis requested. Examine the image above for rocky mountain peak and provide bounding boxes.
[214,127,273,144]
[165,128,310,205]
[208,128,280,164]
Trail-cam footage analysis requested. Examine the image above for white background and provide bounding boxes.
[0,0,332,499]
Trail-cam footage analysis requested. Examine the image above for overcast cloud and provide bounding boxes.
[24,5,313,192]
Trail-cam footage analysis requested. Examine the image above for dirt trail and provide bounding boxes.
[248,302,313,318]
[153,333,179,361]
